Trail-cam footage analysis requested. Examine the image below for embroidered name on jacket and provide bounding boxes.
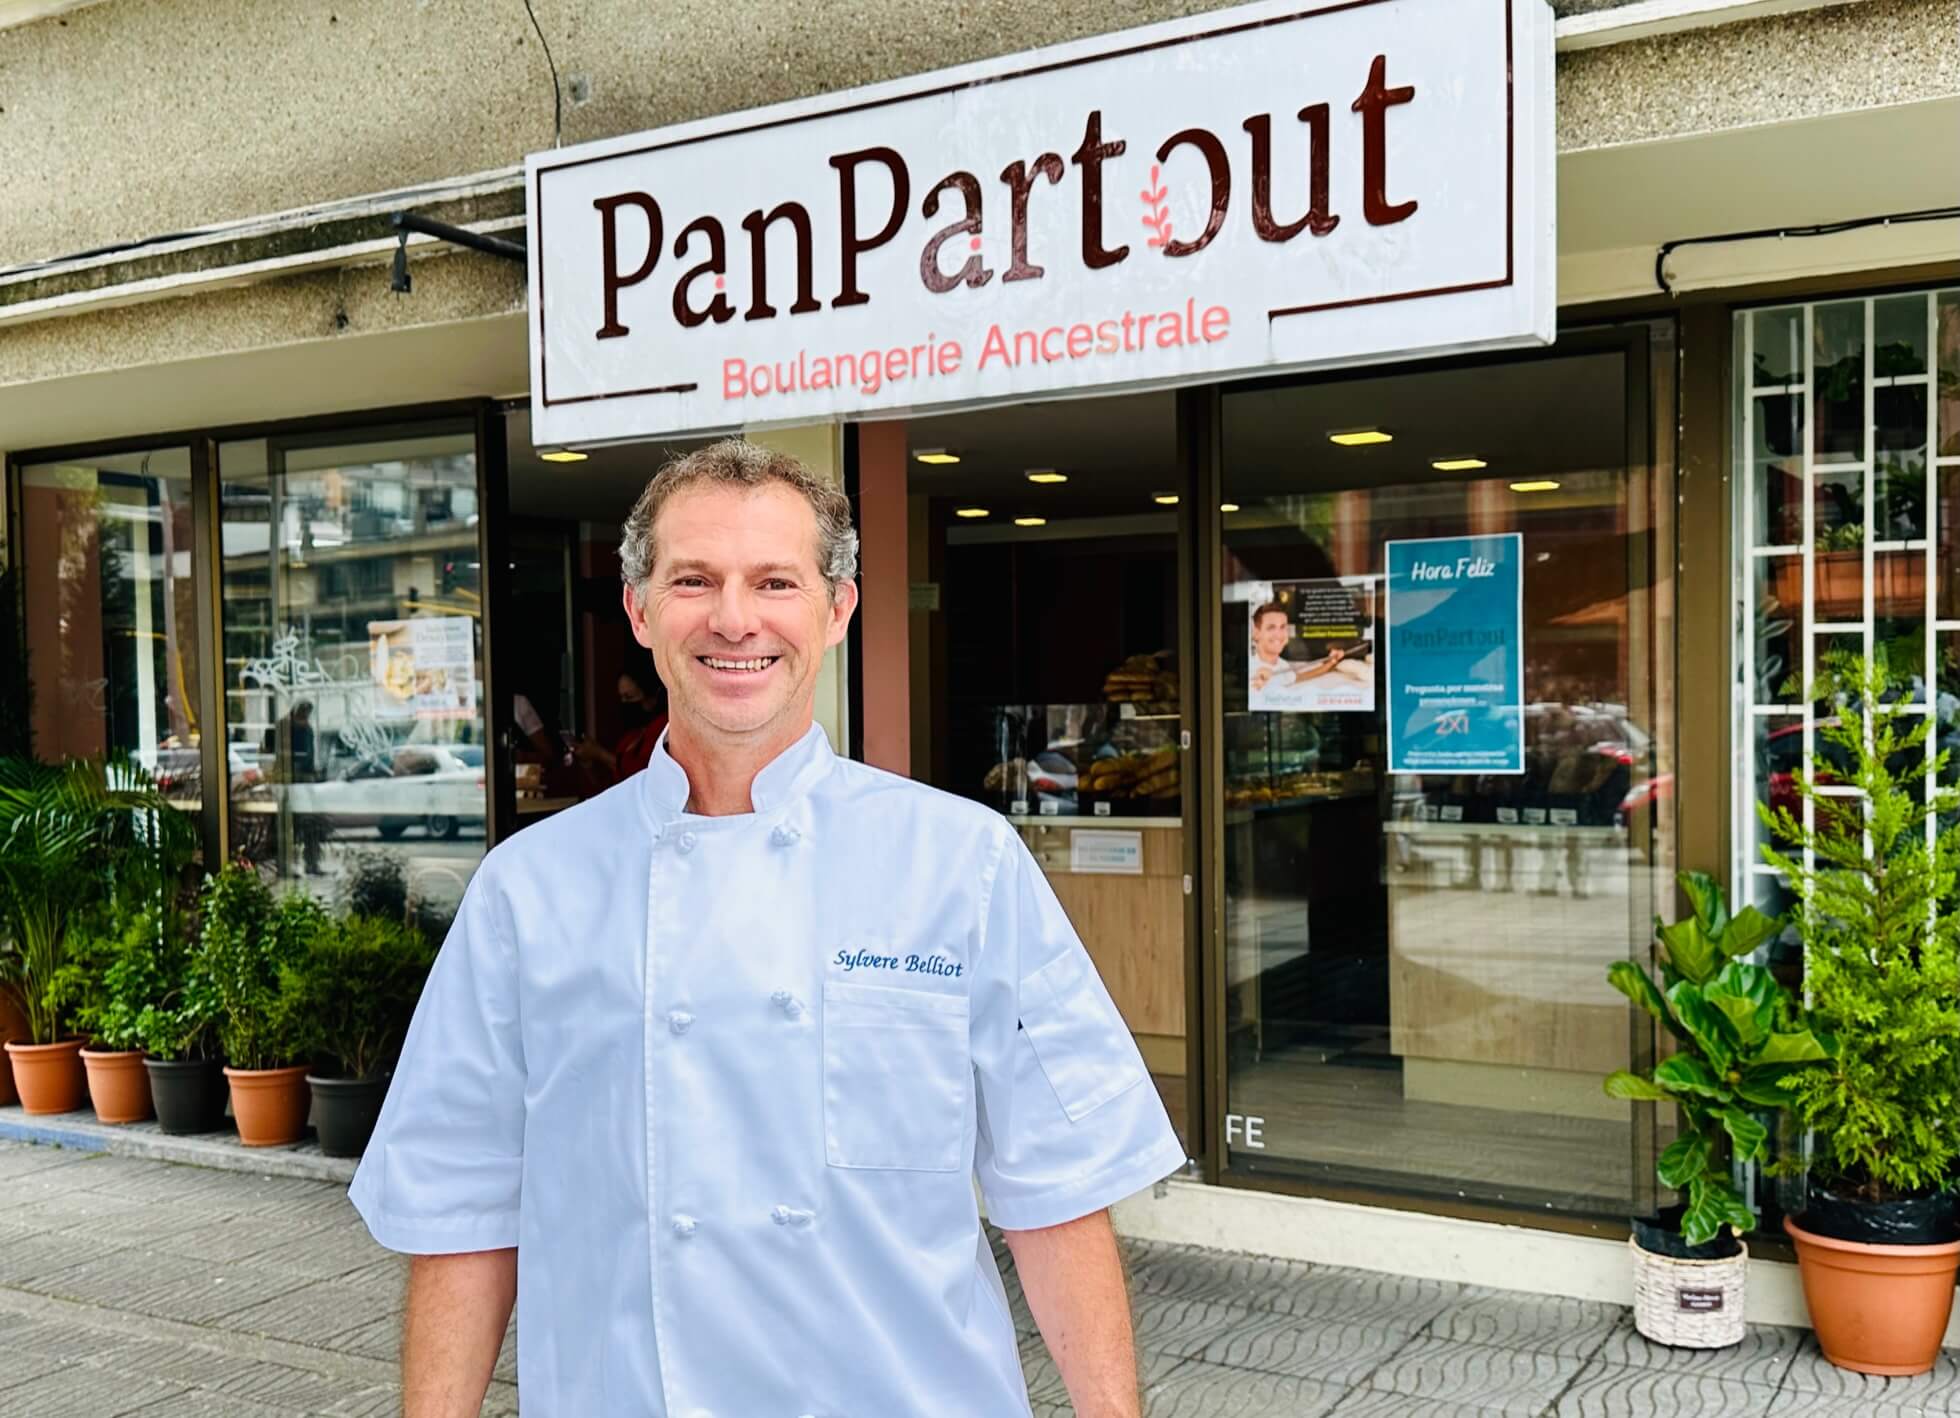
[834,948,964,978]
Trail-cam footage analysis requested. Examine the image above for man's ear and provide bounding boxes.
[825,579,860,650]
[623,580,655,649]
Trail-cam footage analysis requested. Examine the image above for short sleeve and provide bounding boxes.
[349,867,526,1254]
[970,828,1187,1231]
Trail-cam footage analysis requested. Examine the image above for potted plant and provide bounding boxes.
[0,756,195,1115]
[1604,870,1834,1348]
[47,908,166,1124]
[1761,653,1960,1376]
[274,912,435,1157]
[200,865,324,1146]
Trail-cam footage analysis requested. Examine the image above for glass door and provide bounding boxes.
[1214,330,1668,1219]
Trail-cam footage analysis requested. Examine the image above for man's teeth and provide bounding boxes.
[703,657,775,672]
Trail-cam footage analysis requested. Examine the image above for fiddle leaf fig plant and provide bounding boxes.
[1605,870,1837,1246]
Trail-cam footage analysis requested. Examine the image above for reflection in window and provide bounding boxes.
[18,451,203,814]
[218,429,485,923]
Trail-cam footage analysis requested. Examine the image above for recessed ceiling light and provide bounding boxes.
[1153,494,1180,505]
[539,449,588,463]
[1432,457,1487,472]
[914,449,961,465]
[1510,480,1561,493]
[1013,517,1047,527]
[1329,429,1392,447]
[1026,470,1068,484]
[955,507,990,519]
[1221,503,1241,513]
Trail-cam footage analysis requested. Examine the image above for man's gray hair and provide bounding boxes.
[619,439,860,602]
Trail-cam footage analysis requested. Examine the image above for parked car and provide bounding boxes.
[292,744,487,841]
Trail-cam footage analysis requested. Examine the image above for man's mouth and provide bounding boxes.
[698,655,781,674]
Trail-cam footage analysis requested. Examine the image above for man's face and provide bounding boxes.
[624,482,856,743]
[1254,612,1291,659]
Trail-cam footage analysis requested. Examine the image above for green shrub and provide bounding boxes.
[199,865,327,1071]
[47,907,169,1053]
[273,914,436,1081]
[1605,871,1834,1245]
[1760,653,1960,1202]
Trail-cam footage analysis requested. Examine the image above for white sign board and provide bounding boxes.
[1069,829,1145,876]
[528,0,1553,447]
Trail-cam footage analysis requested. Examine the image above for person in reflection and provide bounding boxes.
[263,699,327,875]
[572,663,669,784]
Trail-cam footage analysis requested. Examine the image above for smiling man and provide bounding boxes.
[350,439,1185,1418]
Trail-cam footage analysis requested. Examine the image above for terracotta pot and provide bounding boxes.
[79,1047,154,1124]
[223,1064,311,1147]
[4,1039,88,1115]
[1786,1215,1960,1376]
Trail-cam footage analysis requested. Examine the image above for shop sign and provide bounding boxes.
[1384,533,1524,775]
[527,0,1553,446]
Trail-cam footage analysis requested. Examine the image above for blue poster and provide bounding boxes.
[1384,533,1525,776]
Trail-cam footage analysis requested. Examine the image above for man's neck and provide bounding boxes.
[665,715,813,816]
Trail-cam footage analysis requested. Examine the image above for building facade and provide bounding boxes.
[3,0,1957,1326]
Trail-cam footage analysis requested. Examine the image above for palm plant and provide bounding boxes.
[0,756,197,1044]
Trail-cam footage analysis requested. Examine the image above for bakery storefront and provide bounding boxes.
[28,0,1954,1295]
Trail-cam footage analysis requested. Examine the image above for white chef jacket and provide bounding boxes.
[349,723,1185,1417]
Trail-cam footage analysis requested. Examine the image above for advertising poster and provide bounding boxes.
[1384,533,1524,774]
[369,616,478,717]
[1232,579,1376,714]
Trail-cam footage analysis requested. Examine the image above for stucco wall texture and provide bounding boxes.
[1,0,1953,270]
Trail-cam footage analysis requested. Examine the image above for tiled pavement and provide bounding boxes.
[5,1141,1960,1417]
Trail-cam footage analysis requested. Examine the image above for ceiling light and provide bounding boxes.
[1329,429,1392,447]
[1432,457,1487,472]
[1153,494,1180,505]
[955,507,990,519]
[1510,480,1561,493]
[1221,503,1240,513]
[1013,517,1047,527]
[1026,470,1068,484]
[914,449,961,465]
[539,449,588,463]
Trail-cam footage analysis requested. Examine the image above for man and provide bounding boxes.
[350,440,1185,1418]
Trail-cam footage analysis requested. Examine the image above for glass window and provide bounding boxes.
[218,427,485,922]
[17,450,203,813]
[1218,340,1665,1217]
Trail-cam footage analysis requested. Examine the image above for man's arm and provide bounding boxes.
[1001,1209,1140,1418]
[402,1249,517,1418]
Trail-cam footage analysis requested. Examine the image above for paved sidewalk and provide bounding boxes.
[4,1139,1959,1417]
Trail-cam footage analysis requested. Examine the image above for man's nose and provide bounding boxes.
[706,581,762,641]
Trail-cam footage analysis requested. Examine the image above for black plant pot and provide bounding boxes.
[144,1057,229,1135]
[308,1074,390,1159]
[1798,1186,1959,1246]
[1631,1206,1744,1261]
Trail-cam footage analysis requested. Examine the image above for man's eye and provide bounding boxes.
[762,579,793,591]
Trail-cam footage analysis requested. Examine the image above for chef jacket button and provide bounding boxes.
[771,1204,814,1227]
[668,1010,694,1035]
[771,823,800,847]
[671,1215,697,1237]
[677,831,698,854]
[770,990,805,1019]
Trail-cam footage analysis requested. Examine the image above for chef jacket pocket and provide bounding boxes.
[823,979,970,1172]
[1018,948,1145,1122]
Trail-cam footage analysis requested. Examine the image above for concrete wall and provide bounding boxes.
[2,0,1946,266]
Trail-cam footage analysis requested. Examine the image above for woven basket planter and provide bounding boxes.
[1629,1234,1748,1348]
